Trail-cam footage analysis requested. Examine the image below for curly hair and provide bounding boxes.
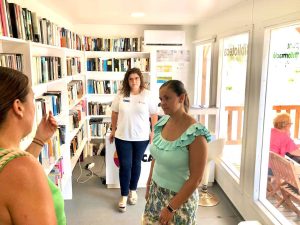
[120,68,145,97]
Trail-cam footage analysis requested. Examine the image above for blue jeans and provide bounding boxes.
[115,138,149,196]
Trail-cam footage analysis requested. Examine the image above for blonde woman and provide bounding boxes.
[270,113,300,158]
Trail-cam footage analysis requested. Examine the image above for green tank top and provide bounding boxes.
[151,116,212,192]
[0,148,66,225]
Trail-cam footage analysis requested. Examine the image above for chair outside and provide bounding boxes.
[269,151,300,215]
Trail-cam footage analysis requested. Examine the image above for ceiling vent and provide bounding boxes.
[144,30,185,46]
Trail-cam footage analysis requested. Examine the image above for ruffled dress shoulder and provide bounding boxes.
[153,115,211,151]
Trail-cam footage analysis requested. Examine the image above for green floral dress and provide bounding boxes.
[143,116,211,225]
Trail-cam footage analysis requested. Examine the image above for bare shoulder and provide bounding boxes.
[0,155,46,194]
[185,114,197,127]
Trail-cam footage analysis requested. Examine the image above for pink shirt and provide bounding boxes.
[270,128,298,156]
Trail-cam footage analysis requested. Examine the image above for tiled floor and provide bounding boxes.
[65,155,243,225]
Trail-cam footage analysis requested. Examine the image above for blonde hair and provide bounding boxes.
[273,113,292,129]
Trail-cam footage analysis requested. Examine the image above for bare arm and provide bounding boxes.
[145,159,156,200]
[109,111,118,143]
[159,136,208,223]
[149,114,158,144]
[1,156,57,225]
[26,111,58,158]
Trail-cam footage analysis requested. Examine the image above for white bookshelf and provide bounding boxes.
[71,137,88,171]
[0,37,89,200]
[1,34,152,200]
[84,50,151,143]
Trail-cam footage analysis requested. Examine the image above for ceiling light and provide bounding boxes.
[131,12,145,17]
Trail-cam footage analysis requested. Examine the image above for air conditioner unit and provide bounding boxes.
[144,30,185,46]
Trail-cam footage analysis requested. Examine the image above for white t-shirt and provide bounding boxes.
[111,89,158,141]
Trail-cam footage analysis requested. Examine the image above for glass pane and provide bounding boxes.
[261,23,300,223]
[218,33,249,177]
[194,43,212,128]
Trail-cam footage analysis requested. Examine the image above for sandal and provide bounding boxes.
[128,190,138,205]
[118,196,127,212]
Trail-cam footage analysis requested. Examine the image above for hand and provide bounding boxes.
[109,132,115,144]
[149,131,154,144]
[159,207,174,225]
[35,111,58,142]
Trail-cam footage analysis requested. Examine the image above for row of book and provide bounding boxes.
[0,53,23,71]
[70,125,86,157]
[84,37,142,52]
[68,80,84,107]
[89,119,110,138]
[0,1,144,52]
[86,57,150,72]
[0,0,84,50]
[32,56,62,85]
[88,102,111,116]
[38,128,63,169]
[48,158,64,190]
[35,91,62,118]
[87,80,122,94]
[69,104,83,131]
[66,57,81,76]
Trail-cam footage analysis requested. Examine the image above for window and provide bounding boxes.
[194,42,213,129]
[259,22,300,224]
[217,32,249,178]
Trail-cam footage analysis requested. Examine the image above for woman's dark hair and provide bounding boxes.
[160,80,190,113]
[120,67,145,97]
[0,67,29,126]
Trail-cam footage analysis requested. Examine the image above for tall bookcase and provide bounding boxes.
[0,36,89,199]
[84,51,151,145]
[0,35,153,199]
[0,0,153,200]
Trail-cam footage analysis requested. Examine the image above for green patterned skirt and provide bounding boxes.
[143,181,198,225]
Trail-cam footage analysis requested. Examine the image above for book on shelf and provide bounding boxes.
[32,56,62,84]
[88,102,112,116]
[0,53,23,71]
[43,91,62,116]
[68,80,84,106]
[66,57,81,75]
[35,91,62,117]
[87,80,112,94]
[84,37,142,52]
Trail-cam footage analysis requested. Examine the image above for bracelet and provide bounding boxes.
[32,140,44,147]
[33,137,44,146]
[166,204,176,213]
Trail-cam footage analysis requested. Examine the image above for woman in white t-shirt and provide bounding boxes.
[110,67,158,212]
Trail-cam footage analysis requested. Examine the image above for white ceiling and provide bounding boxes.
[38,0,247,25]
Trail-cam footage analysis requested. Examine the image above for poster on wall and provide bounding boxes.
[155,50,190,92]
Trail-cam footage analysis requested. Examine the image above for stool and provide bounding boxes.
[199,138,225,206]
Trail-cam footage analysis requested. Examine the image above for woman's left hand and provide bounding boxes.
[35,111,58,142]
[159,207,174,225]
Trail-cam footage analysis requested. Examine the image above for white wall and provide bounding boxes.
[195,0,300,224]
